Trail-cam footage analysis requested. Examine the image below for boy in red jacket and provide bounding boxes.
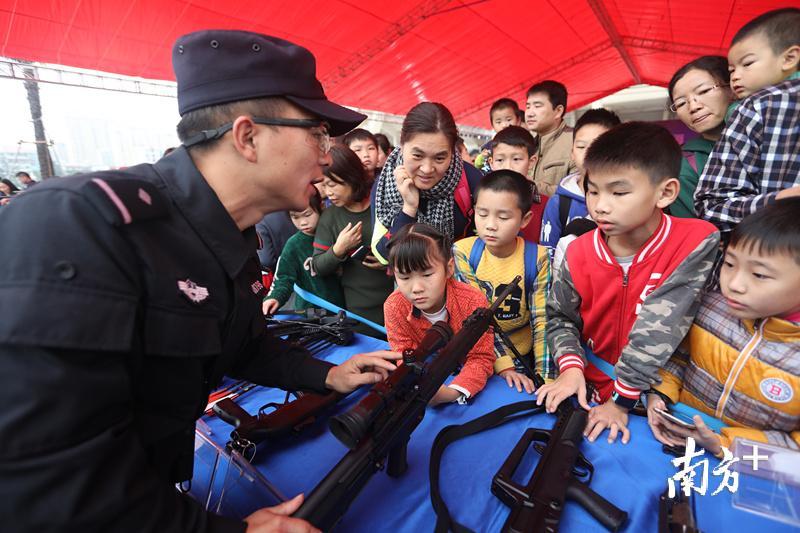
[537,122,720,444]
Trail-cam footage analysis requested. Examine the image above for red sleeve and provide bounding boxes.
[384,291,419,353]
[448,284,494,397]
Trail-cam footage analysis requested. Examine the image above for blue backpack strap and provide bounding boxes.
[468,237,485,274]
[522,240,539,295]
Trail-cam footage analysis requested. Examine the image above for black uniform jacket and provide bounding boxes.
[0,148,334,532]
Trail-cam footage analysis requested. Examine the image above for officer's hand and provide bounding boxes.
[245,494,319,533]
[325,350,401,393]
[263,298,280,316]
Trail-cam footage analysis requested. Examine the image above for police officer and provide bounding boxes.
[0,30,400,533]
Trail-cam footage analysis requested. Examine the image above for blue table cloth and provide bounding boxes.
[196,334,797,532]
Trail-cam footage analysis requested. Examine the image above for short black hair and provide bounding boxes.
[668,56,730,103]
[1,178,19,193]
[526,80,568,110]
[573,108,621,136]
[490,125,538,157]
[584,122,681,185]
[729,198,800,265]
[176,97,287,152]
[387,223,452,275]
[323,145,373,203]
[475,169,533,214]
[374,133,393,155]
[343,128,377,148]
[15,171,31,179]
[731,8,800,55]
[307,188,324,214]
[490,98,521,120]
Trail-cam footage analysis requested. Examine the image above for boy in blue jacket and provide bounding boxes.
[540,109,621,249]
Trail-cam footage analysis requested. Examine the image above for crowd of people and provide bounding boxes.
[0,6,798,533]
[264,7,799,450]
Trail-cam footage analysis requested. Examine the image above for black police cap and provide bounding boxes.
[173,30,366,136]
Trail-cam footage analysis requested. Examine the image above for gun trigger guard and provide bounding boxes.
[573,451,594,483]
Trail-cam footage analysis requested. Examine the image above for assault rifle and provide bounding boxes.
[292,277,523,530]
[492,395,628,532]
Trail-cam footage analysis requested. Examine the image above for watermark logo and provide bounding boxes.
[667,437,768,497]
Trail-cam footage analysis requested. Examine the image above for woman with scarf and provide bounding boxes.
[370,102,482,264]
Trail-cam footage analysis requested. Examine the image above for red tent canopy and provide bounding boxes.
[1,0,795,127]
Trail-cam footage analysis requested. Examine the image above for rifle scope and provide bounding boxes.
[329,321,453,449]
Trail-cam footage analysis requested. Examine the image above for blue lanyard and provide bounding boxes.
[293,284,387,335]
[583,345,725,432]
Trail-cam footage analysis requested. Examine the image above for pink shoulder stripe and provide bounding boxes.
[91,178,132,224]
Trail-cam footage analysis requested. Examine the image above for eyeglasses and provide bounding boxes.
[669,84,728,112]
[182,116,331,153]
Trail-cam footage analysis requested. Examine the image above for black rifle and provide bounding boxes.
[293,277,523,530]
[492,396,628,532]
[266,312,358,355]
[659,488,700,533]
[213,390,344,452]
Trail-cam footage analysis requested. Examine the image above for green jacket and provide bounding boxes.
[672,136,714,218]
[266,231,345,311]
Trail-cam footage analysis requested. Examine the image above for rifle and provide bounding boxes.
[292,276,523,530]
[212,312,358,452]
[492,395,628,532]
[659,488,700,533]
[213,390,343,453]
[266,312,358,355]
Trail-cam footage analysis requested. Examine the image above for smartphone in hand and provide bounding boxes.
[654,407,697,429]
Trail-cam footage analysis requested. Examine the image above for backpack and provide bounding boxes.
[557,193,572,230]
[467,237,540,297]
[453,168,473,221]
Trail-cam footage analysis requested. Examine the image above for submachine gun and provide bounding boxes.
[292,277,523,530]
[492,394,629,532]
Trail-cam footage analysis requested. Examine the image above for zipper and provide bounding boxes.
[614,269,629,360]
[715,319,765,419]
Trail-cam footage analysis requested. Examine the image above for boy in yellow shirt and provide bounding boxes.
[453,170,553,393]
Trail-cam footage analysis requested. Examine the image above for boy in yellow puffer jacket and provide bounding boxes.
[647,198,800,453]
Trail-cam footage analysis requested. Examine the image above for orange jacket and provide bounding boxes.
[383,278,495,398]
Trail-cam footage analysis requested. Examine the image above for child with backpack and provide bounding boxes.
[453,170,554,393]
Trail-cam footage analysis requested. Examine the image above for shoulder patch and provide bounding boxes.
[84,177,169,226]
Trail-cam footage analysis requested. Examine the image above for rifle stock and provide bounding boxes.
[293,276,523,530]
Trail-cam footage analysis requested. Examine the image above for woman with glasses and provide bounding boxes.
[667,56,735,218]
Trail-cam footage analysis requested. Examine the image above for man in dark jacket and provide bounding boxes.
[0,30,398,533]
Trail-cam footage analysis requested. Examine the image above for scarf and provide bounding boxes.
[374,146,464,237]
